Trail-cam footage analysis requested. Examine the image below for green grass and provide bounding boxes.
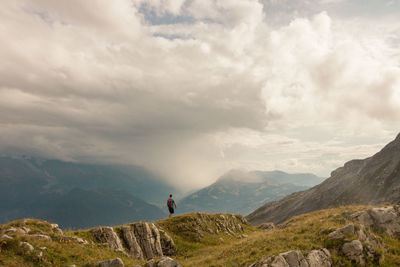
[0,219,145,267]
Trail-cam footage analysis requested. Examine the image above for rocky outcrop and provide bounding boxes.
[96,258,124,267]
[351,206,400,238]
[247,133,400,225]
[92,227,124,252]
[92,222,173,260]
[249,249,332,267]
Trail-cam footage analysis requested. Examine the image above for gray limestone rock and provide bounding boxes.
[0,234,13,241]
[328,224,355,239]
[92,227,124,252]
[352,206,400,238]
[97,258,124,267]
[20,241,34,253]
[280,250,309,267]
[306,249,332,267]
[156,256,182,267]
[159,228,176,256]
[342,240,364,264]
[121,225,144,260]
[257,222,276,232]
[32,234,51,241]
[131,222,163,259]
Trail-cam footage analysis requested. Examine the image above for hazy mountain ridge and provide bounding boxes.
[178,170,324,215]
[247,133,400,225]
[0,156,175,228]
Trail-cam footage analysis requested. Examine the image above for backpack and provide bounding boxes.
[167,199,173,208]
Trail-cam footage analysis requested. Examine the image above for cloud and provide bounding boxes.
[0,0,399,190]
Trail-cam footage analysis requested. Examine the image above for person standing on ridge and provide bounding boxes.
[167,194,177,218]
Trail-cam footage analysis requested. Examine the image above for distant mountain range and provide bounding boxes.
[247,133,400,225]
[178,170,325,215]
[0,156,178,228]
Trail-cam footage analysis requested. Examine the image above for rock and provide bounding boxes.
[92,227,124,252]
[121,225,144,260]
[75,237,89,245]
[306,249,332,267]
[280,250,309,267]
[39,247,47,250]
[67,265,76,267]
[51,223,63,235]
[159,229,176,256]
[352,206,400,238]
[132,222,163,259]
[20,242,34,253]
[144,257,182,267]
[342,240,364,264]
[219,237,224,242]
[328,224,355,239]
[157,256,182,267]
[31,234,51,241]
[96,258,124,267]
[144,259,156,267]
[0,234,13,241]
[257,222,276,231]
[271,255,290,267]
[5,227,26,235]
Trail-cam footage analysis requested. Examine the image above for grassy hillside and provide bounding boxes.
[1,205,399,266]
[159,206,400,266]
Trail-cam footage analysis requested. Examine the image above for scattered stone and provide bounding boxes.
[32,234,52,241]
[96,258,124,267]
[144,257,182,267]
[39,246,47,250]
[74,237,89,245]
[92,227,124,252]
[157,256,182,267]
[5,227,26,235]
[342,240,364,264]
[219,237,224,242]
[51,223,63,235]
[306,249,332,267]
[20,242,34,253]
[67,265,76,267]
[328,224,355,239]
[257,222,276,232]
[0,234,13,241]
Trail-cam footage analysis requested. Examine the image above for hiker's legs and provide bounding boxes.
[169,213,172,218]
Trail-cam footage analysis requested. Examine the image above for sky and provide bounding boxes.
[0,0,399,190]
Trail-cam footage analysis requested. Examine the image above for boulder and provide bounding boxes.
[144,257,182,267]
[352,206,400,238]
[157,256,182,267]
[92,227,124,252]
[328,224,355,239]
[159,229,176,256]
[306,249,332,267]
[20,242,34,253]
[96,258,124,267]
[280,250,309,267]
[5,227,27,235]
[257,222,276,232]
[342,240,364,264]
[32,234,51,241]
[51,223,63,235]
[0,234,13,241]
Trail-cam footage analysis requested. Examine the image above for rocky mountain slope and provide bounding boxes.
[1,205,400,266]
[178,170,323,215]
[247,133,400,225]
[0,156,178,228]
